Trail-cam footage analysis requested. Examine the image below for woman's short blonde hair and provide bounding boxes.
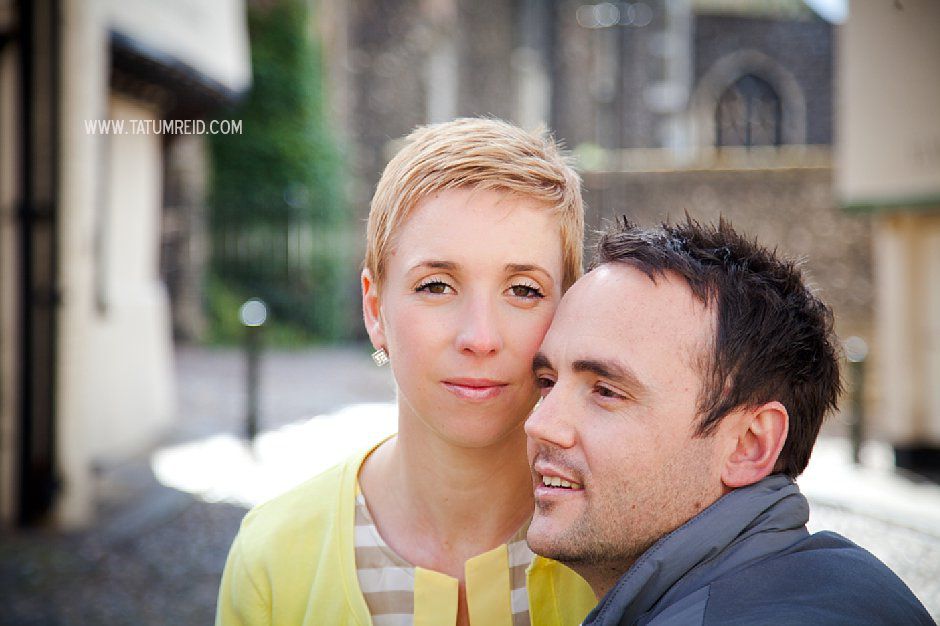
[365,117,584,290]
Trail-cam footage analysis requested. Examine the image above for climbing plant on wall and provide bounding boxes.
[208,0,353,344]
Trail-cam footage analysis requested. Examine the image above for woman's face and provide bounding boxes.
[363,188,565,448]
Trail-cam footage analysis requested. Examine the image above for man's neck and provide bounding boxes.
[575,560,636,600]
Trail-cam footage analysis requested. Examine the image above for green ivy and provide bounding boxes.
[207,0,351,344]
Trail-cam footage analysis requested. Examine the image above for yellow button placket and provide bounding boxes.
[413,543,513,626]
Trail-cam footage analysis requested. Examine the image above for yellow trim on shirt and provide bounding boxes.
[466,543,514,626]
[414,567,458,626]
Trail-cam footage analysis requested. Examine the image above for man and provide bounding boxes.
[526,217,934,625]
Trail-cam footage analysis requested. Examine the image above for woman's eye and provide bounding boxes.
[416,280,453,295]
[508,283,544,299]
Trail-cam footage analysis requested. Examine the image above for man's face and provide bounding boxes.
[525,264,727,571]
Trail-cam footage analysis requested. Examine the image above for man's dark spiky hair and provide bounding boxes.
[593,215,842,477]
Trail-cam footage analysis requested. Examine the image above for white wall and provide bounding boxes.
[104,0,251,94]
[57,0,176,526]
[838,0,940,450]
[837,0,940,207]
[873,214,940,445]
[89,93,176,462]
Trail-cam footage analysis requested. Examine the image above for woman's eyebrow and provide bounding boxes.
[408,260,459,272]
[505,263,550,276]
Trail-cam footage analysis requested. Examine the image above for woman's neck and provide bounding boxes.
[359,419,534,578]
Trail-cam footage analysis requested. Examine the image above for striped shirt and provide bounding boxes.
[354,490,535,626]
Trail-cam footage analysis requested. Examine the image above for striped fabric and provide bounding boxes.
[354,491,535,626]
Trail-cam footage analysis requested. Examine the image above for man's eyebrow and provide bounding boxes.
[532,352,554,374]
[572,358,646,393]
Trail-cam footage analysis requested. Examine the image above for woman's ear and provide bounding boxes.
[720,401,789,489]
[361,268,387,351]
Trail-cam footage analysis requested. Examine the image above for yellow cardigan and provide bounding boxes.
[216,442,596,626]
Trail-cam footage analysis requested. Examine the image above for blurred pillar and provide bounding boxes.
[162,134,208,343]
[239,298,267,442]
[838,0,940,474]
[316,0,351,139]
[874,214,940,468]
[425,0,457,123]
[0,6,19,527]
[16,0,60,527]
[844,336,868,464]
[513,0,550,129]
[456,0,514,120]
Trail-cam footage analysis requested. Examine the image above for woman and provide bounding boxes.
[216,118,595,625]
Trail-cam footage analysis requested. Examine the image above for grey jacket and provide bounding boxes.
[583,474,935,625]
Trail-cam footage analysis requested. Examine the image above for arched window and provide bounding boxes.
[715,74,782,147]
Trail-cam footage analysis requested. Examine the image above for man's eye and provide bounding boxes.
[508,284,544,299]
[535,376,555,395]
[416,280,453,295]
[595,385,624,400]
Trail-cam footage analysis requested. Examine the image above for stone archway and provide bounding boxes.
[689,49,806,151]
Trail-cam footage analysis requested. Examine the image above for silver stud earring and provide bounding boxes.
[371,348,389,367]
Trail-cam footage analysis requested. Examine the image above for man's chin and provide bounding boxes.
[526,516,576,563]
[528,516,621,568]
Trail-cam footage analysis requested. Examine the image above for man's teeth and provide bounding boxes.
[541,475,581,489]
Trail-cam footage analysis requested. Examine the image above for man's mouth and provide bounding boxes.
[540,474,583,490]
[534,461,584,491]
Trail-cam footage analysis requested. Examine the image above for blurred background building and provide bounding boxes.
[0,0,250,527]
[315,0,938,481]
[321,0,864,338]
[837,0,940,475]
[2,0,940,622]
[0,0,937,532]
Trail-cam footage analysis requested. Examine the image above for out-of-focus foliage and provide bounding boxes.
[208,0,351,345]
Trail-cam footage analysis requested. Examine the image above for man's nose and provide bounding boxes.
[455,296,503,356]
[525,385,577,449]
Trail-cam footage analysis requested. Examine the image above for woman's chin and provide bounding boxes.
[425,417,528,450]
[398,390,533,447]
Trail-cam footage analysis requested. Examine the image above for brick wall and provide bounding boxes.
[582,166,871,338]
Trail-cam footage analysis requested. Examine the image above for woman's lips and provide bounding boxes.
[442,378,508,401]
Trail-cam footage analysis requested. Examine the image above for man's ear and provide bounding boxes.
[720,401,788,489]
[361,268,387,351]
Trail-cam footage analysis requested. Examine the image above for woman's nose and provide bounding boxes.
[455,297,503,356]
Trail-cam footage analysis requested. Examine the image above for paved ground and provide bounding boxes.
[2,345,396,626]
[2,345,939,624]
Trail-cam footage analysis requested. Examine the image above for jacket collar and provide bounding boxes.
[584,474,810,626]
